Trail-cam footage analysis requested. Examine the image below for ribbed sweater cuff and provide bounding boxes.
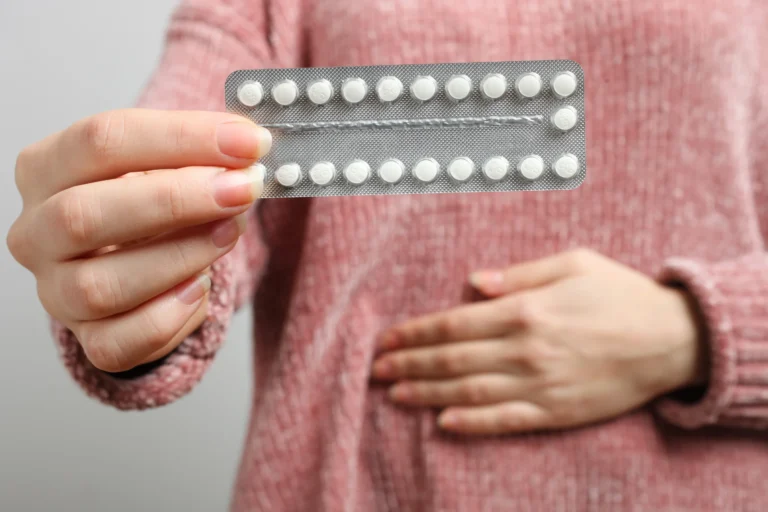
[655,253,768,430]
[51,249,238,411]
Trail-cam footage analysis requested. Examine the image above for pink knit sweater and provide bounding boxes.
[52,0,768,510]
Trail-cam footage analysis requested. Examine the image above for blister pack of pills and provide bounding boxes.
[225,60,586,198]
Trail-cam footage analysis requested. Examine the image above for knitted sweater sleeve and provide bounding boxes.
[655,133,768,431]
[655,252,768,430]
[51,0,280,410]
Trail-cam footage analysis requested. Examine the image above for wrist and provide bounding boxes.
[659,287,710,393]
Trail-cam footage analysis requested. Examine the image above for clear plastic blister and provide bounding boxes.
[225,60,586,198]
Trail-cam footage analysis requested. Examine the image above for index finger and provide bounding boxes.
[19,109,272,199]
[378,297,523,351]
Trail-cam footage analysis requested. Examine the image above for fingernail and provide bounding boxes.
[211,214,247,248]
[248,163,265,198]
[176,273,211,305]
[438,412,458,429]
[389,384,411,401]
[372,359,394,379]
[213,166,262,207]
[234,211,249,231]
[469,271,504,290]
[217,121,272,159]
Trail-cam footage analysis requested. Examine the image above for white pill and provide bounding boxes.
[306,79,334,105]
[517,155,545,180]
[445,74,472,102]
[515,72,542,99]
[344,160,371,185]
[376,76,403,103]
[552,153,580,179]
[309,162,336,186]
[412,158,440,183]
[275,163,302,187]
[552,106,579,131]
[341,77,368,104]
[378,159,405,184]
[271,80,299,106]
[480,73,507,100]
[551,71,578,99]
[447,157,475,183]
[410,75,437,102]
[482,156,510,181]
[237,81,264,107]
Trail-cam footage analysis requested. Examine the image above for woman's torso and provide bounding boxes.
[233,1,768,510]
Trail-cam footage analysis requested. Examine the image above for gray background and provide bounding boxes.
[0,2,253,510]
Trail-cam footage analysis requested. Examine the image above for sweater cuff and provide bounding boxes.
[51,250,238,411]
[655,253,768,430]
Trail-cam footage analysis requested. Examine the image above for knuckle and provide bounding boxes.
[538,370,566,390]
[434,315,458,340]
[385,355,402,374]
[398,354,419,374]
[15,144,34,172]
[445,349,473,375]
[409,384,427,402]
[167,237,197,273]
[138,309,177,352]
[460,380,490,405]
[157,179,189,223]
[71,264,118,317]
[6,220,31,266]
[458,382,474,402]
[78,111,125,161]
[551,403,581,426]
[166,116,195,153]
[433,350,460,375]
[77,325,124,373]
[496,409,522,430]
[79,114,109,154]
[474,381,493,404]
[509,294,542,330]
[565,248,597,272]
[499,345,523,370]
[515,342,547,373]
[516,340,565,380]
[14,144,37,193]
[53,188,101,247]
[496,407,536,432]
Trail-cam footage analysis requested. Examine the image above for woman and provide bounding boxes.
[8,0,768,510]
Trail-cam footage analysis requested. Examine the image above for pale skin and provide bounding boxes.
[7,109,271,373]
[372,249,708,435]
[8,110,706,436]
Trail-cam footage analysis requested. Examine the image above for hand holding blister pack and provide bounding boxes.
[225,60,586,198]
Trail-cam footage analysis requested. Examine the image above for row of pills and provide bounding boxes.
[264,153,580,189]
[237,71,578,108]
